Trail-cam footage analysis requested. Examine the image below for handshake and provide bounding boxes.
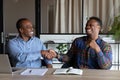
[41,49,57,59]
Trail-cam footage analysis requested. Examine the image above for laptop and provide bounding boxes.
[0,54,13,74]
[0,54,23,74]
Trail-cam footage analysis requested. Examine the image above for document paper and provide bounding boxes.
[20,68,48,76]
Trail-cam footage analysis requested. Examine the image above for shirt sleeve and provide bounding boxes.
[44,58,52,65]
[38,41,53,65]
[40,46,53,65]
[97,43,112,69]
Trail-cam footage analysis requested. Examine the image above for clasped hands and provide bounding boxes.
[41,49,57,59]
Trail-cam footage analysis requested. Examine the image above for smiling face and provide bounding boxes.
[85,19,101,37]
[19,20,34,38]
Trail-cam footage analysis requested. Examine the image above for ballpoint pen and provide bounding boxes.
[29,70,32,73]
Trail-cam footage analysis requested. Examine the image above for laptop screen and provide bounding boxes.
[0,54,12,74]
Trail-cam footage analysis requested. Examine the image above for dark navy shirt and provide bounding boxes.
[64,36,112,69]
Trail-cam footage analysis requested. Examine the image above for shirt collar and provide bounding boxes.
[85,36,101,43]
[96,36,102,44]
[17,35,34,42]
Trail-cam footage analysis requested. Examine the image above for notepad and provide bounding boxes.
[20,68,48,76]
[53,67,83,75]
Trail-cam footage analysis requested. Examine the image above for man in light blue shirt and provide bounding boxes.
[8,18,56,68]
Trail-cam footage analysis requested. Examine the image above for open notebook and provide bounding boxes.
[53,67,83,75]
[0,54,22,74]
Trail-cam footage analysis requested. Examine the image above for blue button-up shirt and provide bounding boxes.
[63,36,112,69]
[8,36,52,68]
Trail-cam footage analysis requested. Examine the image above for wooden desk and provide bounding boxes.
[0,69,120,80]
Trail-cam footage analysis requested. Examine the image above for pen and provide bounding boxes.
[66,67,73,72]
[29,70,32,73]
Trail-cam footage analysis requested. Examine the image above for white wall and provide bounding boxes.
[3,0,35,35]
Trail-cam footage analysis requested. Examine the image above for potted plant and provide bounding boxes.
[109,15,120,41]
[56,43,68,54]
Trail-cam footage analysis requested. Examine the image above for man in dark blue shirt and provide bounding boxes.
[57,16,112,69]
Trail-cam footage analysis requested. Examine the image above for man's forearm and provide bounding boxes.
[57,54,70,62]
[97,51,112,69]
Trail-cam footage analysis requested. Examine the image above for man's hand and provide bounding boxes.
[62,55,69,62]
[41,49,57,59]
[89,40,101,53]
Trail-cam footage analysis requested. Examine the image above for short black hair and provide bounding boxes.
[16,18,29,31]
[86,16,102,27]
